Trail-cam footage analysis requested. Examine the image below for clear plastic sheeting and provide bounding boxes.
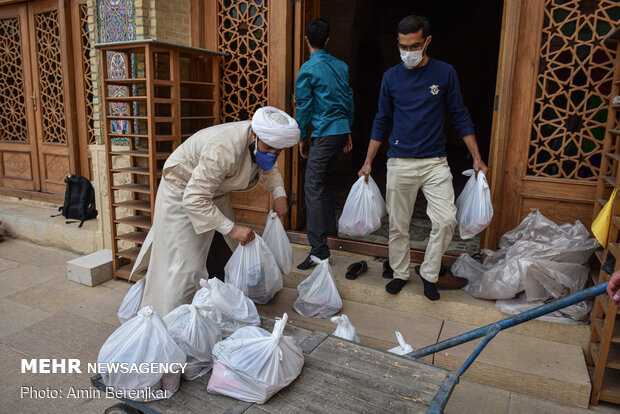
[452,209,597,324]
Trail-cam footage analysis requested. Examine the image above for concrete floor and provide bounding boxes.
[0,237,618,414]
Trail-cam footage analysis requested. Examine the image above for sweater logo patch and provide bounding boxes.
[430,84,439,95]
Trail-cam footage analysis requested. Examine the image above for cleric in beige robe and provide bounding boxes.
[131,107,300,316]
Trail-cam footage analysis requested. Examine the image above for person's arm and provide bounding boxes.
[446,67,487,176]
[295,69,313,158]
[608,270,620,304]
[183,144,254,244]
[358,74,392,181]
[260,162,288,217]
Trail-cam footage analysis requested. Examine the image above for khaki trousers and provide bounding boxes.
[386,157,457,283]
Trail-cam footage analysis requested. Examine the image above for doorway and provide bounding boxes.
[296,0,503,256]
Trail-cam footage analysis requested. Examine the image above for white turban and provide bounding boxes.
[251,106,300,149]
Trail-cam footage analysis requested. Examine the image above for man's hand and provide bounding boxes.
[274,196,288,217]
[299,139,309,159]
[358,162,372,183]
[343,134,353,153]
[228,224,255,246]
[608,270,620,304]
[473,158,488,178]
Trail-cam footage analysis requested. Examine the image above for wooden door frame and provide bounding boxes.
[27,0,79,195]
[480,0,522,249]
[0,3,41,194]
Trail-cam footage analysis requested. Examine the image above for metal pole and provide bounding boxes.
[407,282,608,360]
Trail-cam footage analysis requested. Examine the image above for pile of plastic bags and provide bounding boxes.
[452,209,598,324]
[338,175,386,236]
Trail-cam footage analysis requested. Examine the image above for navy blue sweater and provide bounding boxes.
[370,58,474,159]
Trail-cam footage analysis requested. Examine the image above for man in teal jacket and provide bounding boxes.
[295,18,355,269]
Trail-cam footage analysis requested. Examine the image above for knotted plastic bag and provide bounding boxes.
[163,303,222,380]
[263,211,293,275]
[117,277,145,324]
[387,331,413,355]
[192,278,260,337]
[455,170,493,240]
[98,306,186,401]
[338,175,386,236]
[330,314,360,343]
[293,256,342,318]
[225,234,283,304]
[207,313,304,404]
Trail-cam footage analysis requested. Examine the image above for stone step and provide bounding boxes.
[0,196,100,255]
[258,288,591,408]
[434,320,591,408]
[288,245,590,351]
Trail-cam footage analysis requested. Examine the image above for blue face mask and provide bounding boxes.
[254,143,279,171]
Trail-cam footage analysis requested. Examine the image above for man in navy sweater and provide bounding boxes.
[358,15,487,300]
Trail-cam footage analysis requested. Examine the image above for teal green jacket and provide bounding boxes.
[295,49,354,139]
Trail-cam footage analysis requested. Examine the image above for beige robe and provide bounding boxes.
[131,121,285,316]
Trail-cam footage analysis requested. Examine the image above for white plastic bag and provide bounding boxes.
[117,277,145,324]
[387,331,413,355]
[164,303,222,380]
[262,211,293,275]
[207,313,304,404]
[293,256,342,318]
[192,278,260,337]
[455,170,493,239]
[331,314,360,343]
[225,235,283,304]
[98,306,186,401]
[338,175,386,236]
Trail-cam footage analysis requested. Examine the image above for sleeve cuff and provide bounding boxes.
[272,186,286,199]
[216,218,235,235]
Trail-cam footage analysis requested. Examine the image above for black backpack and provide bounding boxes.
[55,175,98,227]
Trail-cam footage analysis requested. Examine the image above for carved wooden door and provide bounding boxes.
[0,4,40,192]
[26,0,77,195]
[289,0,320,230]
[485,0,619,248]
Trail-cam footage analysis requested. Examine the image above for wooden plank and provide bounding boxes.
[115,215,151,228]
[594,318,620,344]
[112,199,151,212]
[115,231,147,244]
[591,342,620,369]
[305,337,449,401]
[599,367,620,404]
[117,247,141,260]
[111,183,151,194]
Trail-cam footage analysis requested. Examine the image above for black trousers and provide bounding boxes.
[305,133,348,259]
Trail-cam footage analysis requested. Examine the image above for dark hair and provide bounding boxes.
[397,15,430,38]
[306,19,329,49]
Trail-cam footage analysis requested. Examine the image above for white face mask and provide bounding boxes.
[399,38,428,68]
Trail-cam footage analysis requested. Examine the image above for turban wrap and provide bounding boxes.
[251,107,300,149]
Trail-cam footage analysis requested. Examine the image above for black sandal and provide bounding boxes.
[346,261,368,280]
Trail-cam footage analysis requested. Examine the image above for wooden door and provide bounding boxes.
[289,0,320,230]
[0,4,40,192]
[27,0,77,195]
[484,0,619,249]
[70,0,95,180]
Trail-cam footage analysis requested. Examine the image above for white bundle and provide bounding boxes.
[293,256,342,318]
[192,278,260,337]
[164,303,222,380]
[338,176,386,236]
[207,313,304,404]
[387,331,413,355]
[117,277,145,324]
[263,211,293,275]
[330,314,360,343]
[98,306,186,401]
[225,235,283,304]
